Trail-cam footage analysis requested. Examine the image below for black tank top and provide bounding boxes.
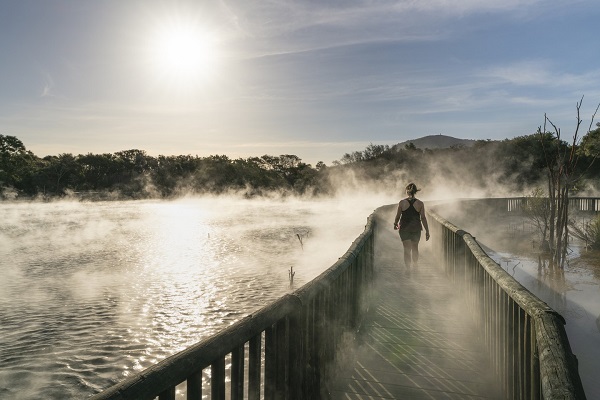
[399,198,422,232]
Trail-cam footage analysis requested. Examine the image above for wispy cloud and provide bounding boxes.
[226,0,547,31]
[40,72,55,98]
[221,0,555,54]
[483,60,600,88]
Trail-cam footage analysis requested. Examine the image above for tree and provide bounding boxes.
[115,149,156,174]
[579,122,600,158]
[523,187,551,247]
[255,154,306,184]
[538,97,600,266]
[339,151,364,164]
[0,134,38,194]
[152,155,201,196]
[362,143,389,161]
[494,134,549,189]
[77,153,119,190]
[39,153,80,194]
[569,214,600,250]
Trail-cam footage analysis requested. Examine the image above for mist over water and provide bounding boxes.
[0,195,386,399]
[4,189,598,399]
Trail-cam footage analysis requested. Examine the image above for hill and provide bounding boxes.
[393,134,479,150]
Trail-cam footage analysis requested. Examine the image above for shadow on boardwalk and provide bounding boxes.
[327,219,501,399]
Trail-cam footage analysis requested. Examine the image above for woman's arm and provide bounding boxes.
[393,201,403,230]
[419,203,430,240]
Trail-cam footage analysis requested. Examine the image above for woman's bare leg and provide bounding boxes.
[401,240,412,268]
[410,240,419,266]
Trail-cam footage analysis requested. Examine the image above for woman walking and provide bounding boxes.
[394,183,430,268]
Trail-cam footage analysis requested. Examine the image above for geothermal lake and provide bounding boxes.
[2,197,598,399]
[0,196,379,399]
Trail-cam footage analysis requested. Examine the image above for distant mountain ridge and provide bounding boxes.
[393,134,479,150]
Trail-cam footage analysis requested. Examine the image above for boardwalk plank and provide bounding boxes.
[327,233,501,400]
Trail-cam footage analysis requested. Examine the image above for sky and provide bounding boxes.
[1,0,599,165]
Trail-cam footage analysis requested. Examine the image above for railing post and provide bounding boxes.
[308,294,322,398]
[289,305,306,400]
[159,387,175,400]
[351,263,359,328]
[231,345,244,400]
[248,334,262,400]
[531,320,540,400]
[187,370,202,400]
[508,299,517,398]
[211,358,225,400]
[275,318,288,399]
[265,325,276,400]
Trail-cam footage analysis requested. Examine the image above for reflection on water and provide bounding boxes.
[0,197,371,399]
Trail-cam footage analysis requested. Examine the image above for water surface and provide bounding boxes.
[0,196,375,399]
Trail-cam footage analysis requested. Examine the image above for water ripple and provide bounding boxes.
[0,198,368,399]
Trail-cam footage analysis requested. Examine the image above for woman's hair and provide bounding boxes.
[405,183,420,195]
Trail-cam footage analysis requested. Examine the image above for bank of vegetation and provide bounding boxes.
[1,123,599,201]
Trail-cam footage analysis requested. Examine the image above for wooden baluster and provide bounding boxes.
[275,319,288,399]
[231,345,244,400]
[159,387,176,400]
[211,357,225,400]
[264,325,276,400]
[187,370,202,400]
[248,334,261,400]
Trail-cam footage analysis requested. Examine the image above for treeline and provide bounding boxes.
[336,129,600,195]
[1,127,599,200]
[0,135,328,198]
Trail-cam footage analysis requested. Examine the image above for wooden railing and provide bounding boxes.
[428,200,587,400]
[90,213,375,400]
[496,196,600,213]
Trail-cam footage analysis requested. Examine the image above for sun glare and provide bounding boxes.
[148,18,220,89]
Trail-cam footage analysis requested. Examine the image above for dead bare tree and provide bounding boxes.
[538,96,600,267]
[522,187,550,246]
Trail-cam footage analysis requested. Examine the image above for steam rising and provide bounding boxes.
[1,158,598,398]
[329,205,500,398]
[0,191,393,399]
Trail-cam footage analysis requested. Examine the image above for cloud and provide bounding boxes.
[40,72,55,98]
[220,0,553,58]
[227,0,545,31]
[483,60,600,88]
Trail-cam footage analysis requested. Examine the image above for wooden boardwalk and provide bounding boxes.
[327,232,501,399]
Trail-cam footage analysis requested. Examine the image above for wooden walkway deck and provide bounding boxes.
[327,232,501,399]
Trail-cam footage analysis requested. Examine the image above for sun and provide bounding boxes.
[147,18,220,89]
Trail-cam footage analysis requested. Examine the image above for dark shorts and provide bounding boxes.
[399,230,421,242]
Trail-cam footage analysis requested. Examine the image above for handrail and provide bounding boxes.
[90,209,376,400]
[428,202,587,399]
[459,196,600,213]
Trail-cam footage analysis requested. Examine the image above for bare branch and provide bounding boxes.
[573,95,584,146]
[587,102,600,134]
[569,97,584,172]
[545,114,561,139]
